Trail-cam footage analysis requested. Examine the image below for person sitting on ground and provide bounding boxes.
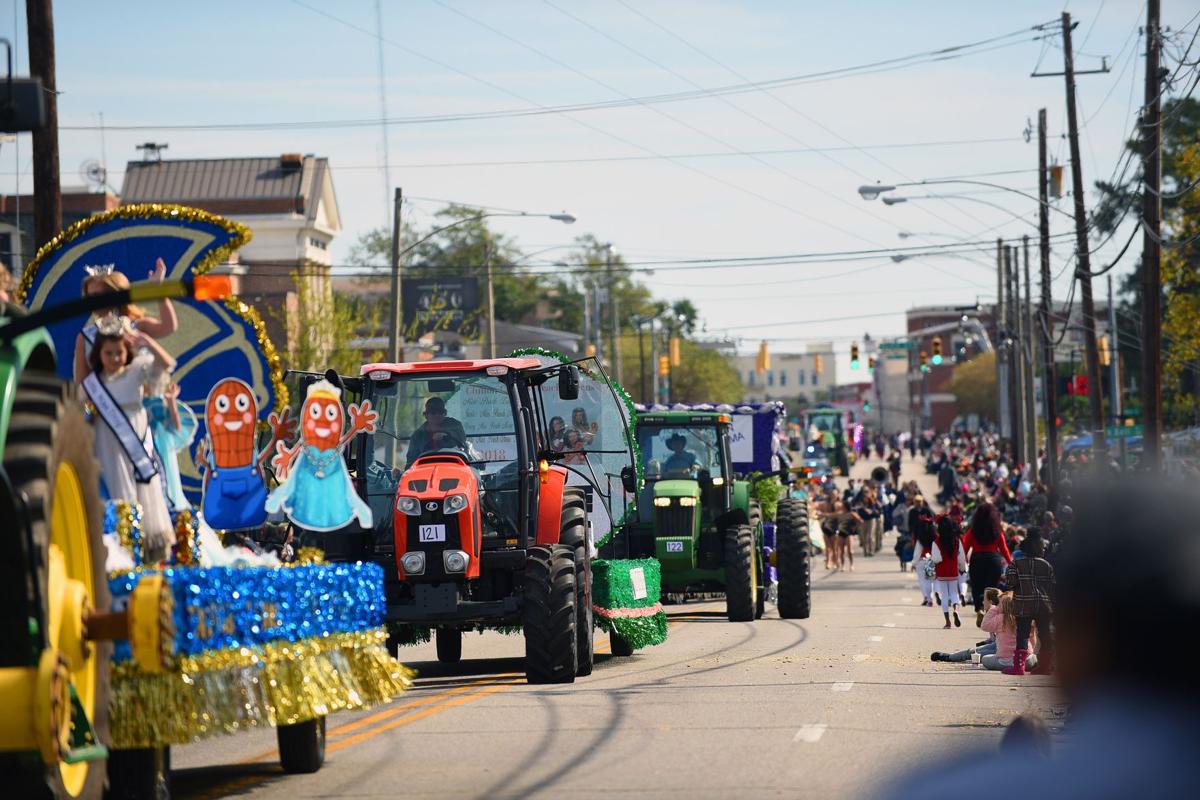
[406,396,467,467]
[979,592,1038,672]
[1002,531,1055,676]
[931,587,1003,662]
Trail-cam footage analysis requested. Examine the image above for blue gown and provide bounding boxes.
[265,444,373,532]
[144,397,197,512]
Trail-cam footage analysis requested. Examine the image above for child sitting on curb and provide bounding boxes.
[980,593,1038,672]
[931,588,1002,662]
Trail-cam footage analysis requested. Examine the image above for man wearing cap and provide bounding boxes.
[406,396,467,467]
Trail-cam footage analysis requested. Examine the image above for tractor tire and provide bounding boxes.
[749,499,762,530]
[558,487,594,676]
[522,544,577,684]
[277,716,326,774]
[0,372,110,800]
[106,746,171,800]
[749,500,765,619]
[436,628,462,663]
[608,632,634,657]
[723,524,756,622]
[776,498,812,619]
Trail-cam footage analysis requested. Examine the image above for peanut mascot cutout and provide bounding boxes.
[266,379,376,532]
[198,378,295,530]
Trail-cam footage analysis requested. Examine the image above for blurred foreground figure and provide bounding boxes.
[882,477,1200,799]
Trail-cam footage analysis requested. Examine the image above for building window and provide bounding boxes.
[798,370,805,385]
[780,371,787,387]
[767,371,774,386]
[748,371,755,386]
[309,237,328,250]
[812,371,819,386]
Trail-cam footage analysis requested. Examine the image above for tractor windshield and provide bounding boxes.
[638,425,725,481]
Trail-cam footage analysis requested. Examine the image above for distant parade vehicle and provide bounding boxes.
[803,404,853,475]
[605,409,812,626]
[314,354,640,683]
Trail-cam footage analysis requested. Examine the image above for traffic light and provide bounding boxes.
[813,353,823,374]
[867,355,876,373]
[931,336,943,365]
[756,340,770,373]
[669,336,681,367]
[862,398,871,413]
[850,342,860,369]
[919,350,929,372]
[658,355,670,377]
[1073,375,1089,396]
[1098,333,1111,366]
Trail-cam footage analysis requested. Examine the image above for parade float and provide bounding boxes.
[0,206,410,800]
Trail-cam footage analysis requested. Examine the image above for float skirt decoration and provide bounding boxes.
[592,558,667,651]
[107,562,413,748]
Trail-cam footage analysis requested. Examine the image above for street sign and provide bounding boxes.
[1106,424,1142,439]
[880,341,914,350]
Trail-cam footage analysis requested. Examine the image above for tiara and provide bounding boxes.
[306,378,341,401]
[84,264,117,277]
[95,313,131,336]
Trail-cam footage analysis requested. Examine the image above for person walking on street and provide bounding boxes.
[1002,531,1055,675]
[963,502,1012,627]
[932,515,967,628]
[910,500,936,605]
[887,449,902,488]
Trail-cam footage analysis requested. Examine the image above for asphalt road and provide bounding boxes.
[172,454,1058,800]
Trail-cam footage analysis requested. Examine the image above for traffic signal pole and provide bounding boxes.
[1037,108,1060,489]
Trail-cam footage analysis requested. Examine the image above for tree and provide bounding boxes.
[668,340,744,403]
[948,352,997,420]
[283,272,382,376]
[1162,142,1200,426]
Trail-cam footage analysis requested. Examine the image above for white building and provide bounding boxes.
[731,342,837,403]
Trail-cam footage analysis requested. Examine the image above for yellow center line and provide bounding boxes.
[326,676,525,753]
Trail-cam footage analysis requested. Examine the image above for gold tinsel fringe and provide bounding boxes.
[109,628,414,748]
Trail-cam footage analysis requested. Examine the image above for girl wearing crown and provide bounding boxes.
[267,380,377,532]
[73,258,179,385]
[87,318,177,562]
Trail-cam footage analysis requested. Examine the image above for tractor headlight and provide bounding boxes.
[400,551,426,575]
[678,497,697,507]
[443,550,470,573]
[710,476,725,487]
[443,493,468,514]
[654,497,672,507]
[397,496,421,516]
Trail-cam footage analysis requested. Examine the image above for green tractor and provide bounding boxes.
[603,411,811,635]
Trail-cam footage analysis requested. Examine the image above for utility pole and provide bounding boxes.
[996,238,1012,443]
[651,320,660,403]
[636,317,648,402]
[1007,245,1025,462]
[26,0,61,249]
[1141,0,1163,471]
[606,244,621,383]
[1037,108,1059,490]
[387,187,404,362]
[1108,276,1125,468]
[485,243,496,358]
[1023,236,1038,465]
[1060,11,1107,458]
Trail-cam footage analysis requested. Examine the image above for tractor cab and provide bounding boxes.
[341,356,636,683]
[635,413,734,531]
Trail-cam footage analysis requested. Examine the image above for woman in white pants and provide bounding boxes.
[931,515,968,628]
[909,500,936,605]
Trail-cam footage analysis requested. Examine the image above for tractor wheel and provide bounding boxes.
[776,498,812,619]
[0,372,110,800]
[748,499,762,531]
[723,524,756,622]
[558,487,594,676]
[277,716,326,774]
[435,629,462,663]
[608,632,634,657]
[106,746,170,799]
[522,544,577,684]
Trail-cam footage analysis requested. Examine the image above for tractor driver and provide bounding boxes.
[662,432,699,478]
[406,396,468,467]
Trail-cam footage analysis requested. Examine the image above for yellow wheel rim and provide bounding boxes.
[48,460,96,797]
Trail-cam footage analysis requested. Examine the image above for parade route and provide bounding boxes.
[172,459,1058,800]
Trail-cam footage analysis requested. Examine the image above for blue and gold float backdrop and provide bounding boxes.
[18,204,287,504]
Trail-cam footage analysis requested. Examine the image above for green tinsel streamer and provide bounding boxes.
[386,622,432,646]
[592,558,667,650]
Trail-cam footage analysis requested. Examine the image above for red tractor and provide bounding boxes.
[313,357,635,684]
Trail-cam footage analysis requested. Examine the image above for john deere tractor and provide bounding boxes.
[605,411,811,627]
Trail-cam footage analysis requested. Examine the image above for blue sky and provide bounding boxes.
[4,0,1194,369]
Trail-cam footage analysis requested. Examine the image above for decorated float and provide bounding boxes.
[1,206,410,800]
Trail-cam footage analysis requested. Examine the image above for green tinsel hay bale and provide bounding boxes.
[592,558,668,651]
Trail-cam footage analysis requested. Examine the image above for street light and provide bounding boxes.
[858,179,1073,220]
[881,193,1039,229]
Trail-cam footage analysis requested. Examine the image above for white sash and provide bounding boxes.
[81,323,97,349]
[84,371,159,484]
